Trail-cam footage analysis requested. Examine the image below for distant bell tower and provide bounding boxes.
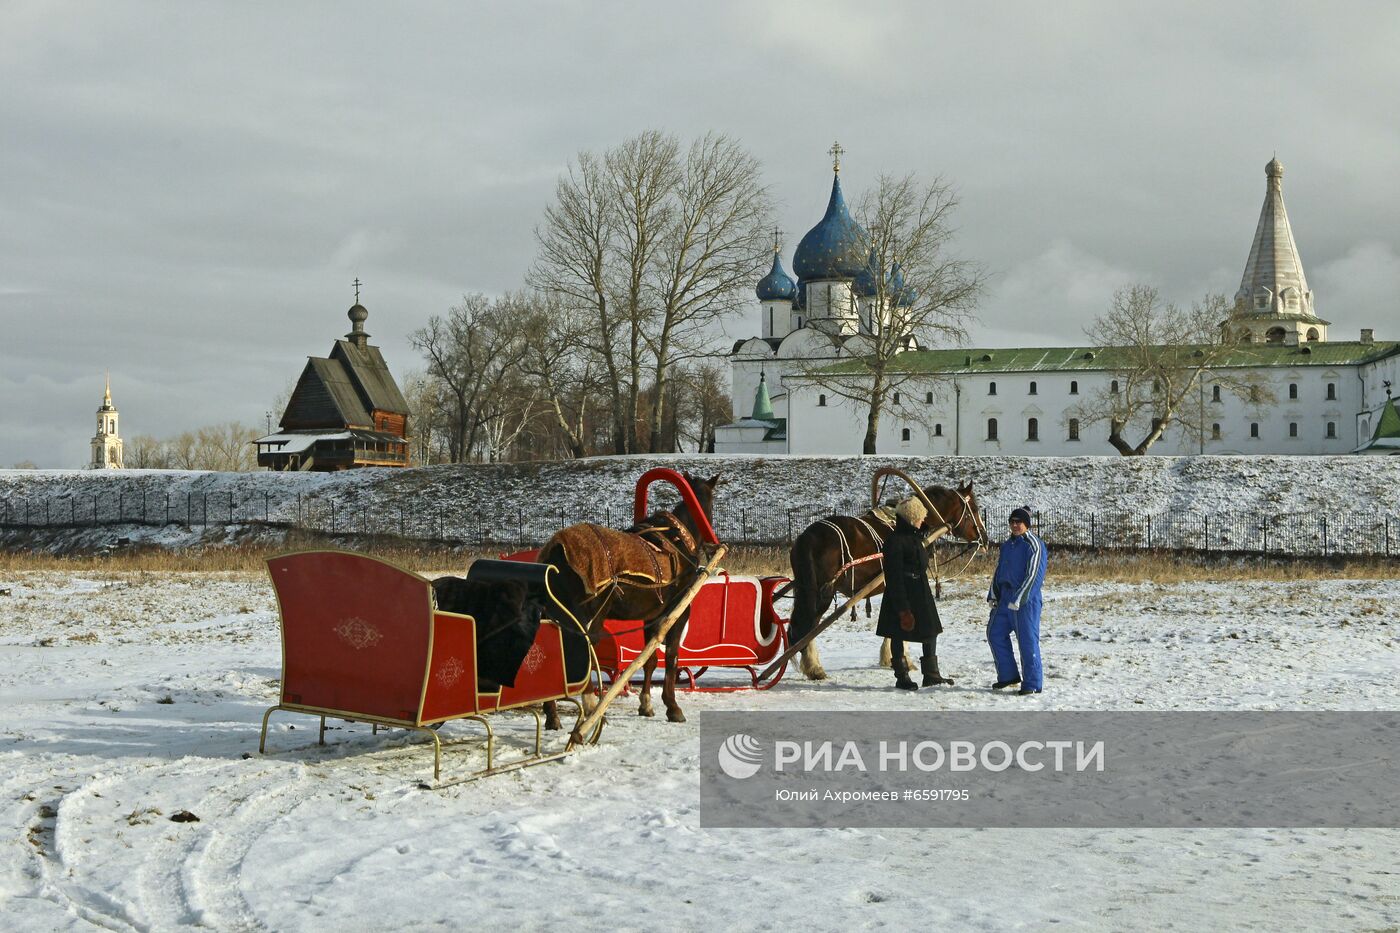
[90,374,123,469]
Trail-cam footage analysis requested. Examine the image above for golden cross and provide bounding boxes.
[828,141,844,173]
[771,226,783,254]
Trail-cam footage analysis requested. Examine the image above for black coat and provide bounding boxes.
[875,517,943,640]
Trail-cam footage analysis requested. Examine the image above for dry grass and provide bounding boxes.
[1,539,1396,582]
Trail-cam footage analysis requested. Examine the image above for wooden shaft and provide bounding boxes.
[568,544,728,748]
[756,525,949,684]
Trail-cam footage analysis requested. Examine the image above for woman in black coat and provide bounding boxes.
[875,497,954,690]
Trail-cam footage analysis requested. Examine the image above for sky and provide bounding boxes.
[3,2,1399,468]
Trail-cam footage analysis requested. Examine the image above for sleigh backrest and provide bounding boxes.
[268,550,441,725]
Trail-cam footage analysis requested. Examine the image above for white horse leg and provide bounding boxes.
[800,643,828,681]
[878,637,893,668]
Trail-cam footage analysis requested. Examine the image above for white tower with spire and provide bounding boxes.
[89,374,123,469]
[1226,156,1329,344]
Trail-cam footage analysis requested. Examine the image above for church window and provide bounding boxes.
[1326,383,1336,401]
[1110,380,1119,394]
[1211,423,1221,440]
[1289,422,1298,438]
[817,394,827,407]
[1250,423,1260,438]
[1288,383,1297,400]
[1029,381,1037,395]
[1068,418,1080,441]
[987,418,998,441]
[1326,422,1337,439]
[901,428,911,442]
[1070,380,1078,395]
[893,392,901,405]
[933,423,943,437]
[1265,327,1287,343]
[1212,384,1221,402]
[988,381,997,396]
[1026,418,1039,441]
[1306,328,1319,341]
[925,391,934,404]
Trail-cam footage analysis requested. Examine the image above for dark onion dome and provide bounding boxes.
[853,250,878,297]
[792,174,870,281]
[755,251,796,301]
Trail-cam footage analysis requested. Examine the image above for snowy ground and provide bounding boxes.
[3,569,1400,930]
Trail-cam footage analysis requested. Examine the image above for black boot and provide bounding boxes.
[1017,687,1042,696]
[893,656,918,691]
[920,655,954,687]
[991,677,1021,690]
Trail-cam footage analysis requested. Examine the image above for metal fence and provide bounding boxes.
[3,490,1400,559]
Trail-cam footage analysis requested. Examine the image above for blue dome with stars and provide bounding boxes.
[853,250,879,297]
[793,174,870,281]
[755,251,796,301]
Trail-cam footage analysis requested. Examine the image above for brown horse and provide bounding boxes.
[787,481,987,681]
[537,473,720,725]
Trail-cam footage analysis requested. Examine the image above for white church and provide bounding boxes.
[716,153,1400,456]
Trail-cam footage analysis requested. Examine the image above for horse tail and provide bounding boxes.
[788,526,830,646]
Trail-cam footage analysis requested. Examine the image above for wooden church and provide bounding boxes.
[255,293,411,471]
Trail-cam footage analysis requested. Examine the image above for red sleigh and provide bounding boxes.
[594,574,790,691]
[259,550,593,783]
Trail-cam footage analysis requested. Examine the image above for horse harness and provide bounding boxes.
[817,510,892,594]
[580,511,704,632]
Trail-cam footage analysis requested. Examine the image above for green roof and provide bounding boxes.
[1372,398,1400,442]
[811,340,1400,376]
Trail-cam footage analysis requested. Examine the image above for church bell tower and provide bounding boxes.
[90,374,123,469]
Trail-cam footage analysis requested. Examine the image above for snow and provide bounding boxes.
[3,569,1399,929]
[3,454,1400,552]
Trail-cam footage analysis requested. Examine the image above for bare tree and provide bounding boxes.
[798,172,986,453]
[518,293,601,459]
[123,424,258,471]
[123,435,169,469]
[401,369,452,466]
[1071,286,1275,455]
[530,150,630,453]
[643,133,771,452]
[530,130,770,454]
[670,361,731,453]
[411,293,531,463]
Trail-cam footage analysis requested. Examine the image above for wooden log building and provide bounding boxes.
[255,296,411,471]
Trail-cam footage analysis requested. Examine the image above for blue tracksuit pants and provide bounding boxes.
[987,603,1042,691]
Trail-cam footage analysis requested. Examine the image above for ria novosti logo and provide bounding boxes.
[717,733,765,779]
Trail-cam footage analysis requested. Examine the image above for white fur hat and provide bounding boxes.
[895,497,927,526]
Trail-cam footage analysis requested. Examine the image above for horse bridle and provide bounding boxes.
[920,488,989,593]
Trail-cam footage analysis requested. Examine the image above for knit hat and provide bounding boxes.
[1009,506,1032,525]
[895,497,928,527]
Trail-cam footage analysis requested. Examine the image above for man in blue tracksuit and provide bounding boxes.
[986,506,1048,695]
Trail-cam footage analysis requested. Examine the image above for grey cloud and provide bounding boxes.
[3,2,1398,465]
